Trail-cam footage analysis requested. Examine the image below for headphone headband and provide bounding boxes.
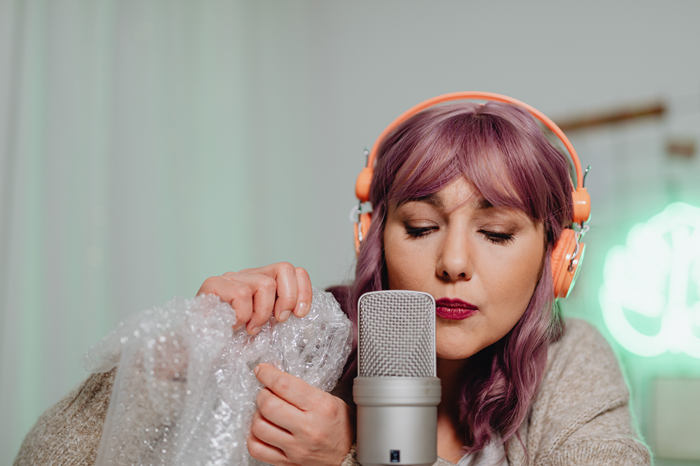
[370,92,583,187]
[355,91,591,224]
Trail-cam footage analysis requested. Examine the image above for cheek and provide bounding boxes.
[491,245,544,318]
[384,228,430,290]
[384,234,410,289]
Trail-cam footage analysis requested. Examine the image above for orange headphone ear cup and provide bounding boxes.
[355,167,373,202]
[572,187,591,225]
[353,212,373,254]
[551,229,584,299]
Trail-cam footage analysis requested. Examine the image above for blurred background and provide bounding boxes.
[2,0,700,463]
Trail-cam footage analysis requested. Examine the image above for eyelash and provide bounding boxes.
[479,230,515,245]
[405,226,437,238]
[404,225,515,244]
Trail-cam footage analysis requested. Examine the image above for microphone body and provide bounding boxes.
[353,290,440,466]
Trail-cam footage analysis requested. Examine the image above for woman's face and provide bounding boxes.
[383,176,546,360]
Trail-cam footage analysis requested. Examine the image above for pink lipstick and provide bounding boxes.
[435,298,478,320]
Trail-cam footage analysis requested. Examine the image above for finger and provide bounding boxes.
[293,267,312,317]
[250,409,295,451]
[247,433,290,465]
[271,263,298,322]
[197,276,253,328]
[221,272,271,331]
[255,388,304,434]
[224,271,281,334]
[246,274,277,335]
[255,363,319,411]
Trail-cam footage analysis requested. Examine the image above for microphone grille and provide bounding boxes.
[357,290,436,377]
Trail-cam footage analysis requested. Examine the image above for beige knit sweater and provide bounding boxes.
[14,319,651,465]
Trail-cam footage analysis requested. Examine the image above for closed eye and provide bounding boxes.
[479,230,515,244]
[405,225,438,238]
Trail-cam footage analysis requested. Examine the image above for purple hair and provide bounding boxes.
[329,101,573,452]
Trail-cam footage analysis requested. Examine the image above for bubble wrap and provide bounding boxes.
[84,289,352,465]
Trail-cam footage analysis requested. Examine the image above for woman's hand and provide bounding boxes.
[248,363,353,466]
[196,262,312,335]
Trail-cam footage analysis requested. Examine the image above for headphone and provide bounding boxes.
[353,92,591,299]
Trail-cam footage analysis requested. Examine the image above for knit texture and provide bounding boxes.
[14,370,115,466]
[503,319,651,465]
[14,319,651,465]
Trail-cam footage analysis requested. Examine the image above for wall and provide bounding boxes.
[2,1,699,462]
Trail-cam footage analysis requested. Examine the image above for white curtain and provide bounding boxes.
[0,1,360,460]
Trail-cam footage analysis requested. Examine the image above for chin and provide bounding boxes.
[436,326,483,360]
[436,343,479,361]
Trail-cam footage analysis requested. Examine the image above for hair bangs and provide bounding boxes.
[387,128,462,205]
[385,105,560,224]
[463,103,573,231]
[452,116,532,216]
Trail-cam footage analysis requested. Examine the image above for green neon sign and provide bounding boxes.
[599,202,700,358]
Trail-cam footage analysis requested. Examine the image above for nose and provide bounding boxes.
[436,226,472,282]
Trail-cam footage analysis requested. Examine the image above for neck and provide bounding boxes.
[436,357,470,461]
[436,358,469,418]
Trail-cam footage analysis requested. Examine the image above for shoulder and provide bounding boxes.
[14,369,115,465]
[546,318,625,394]
[507,319,651,465]
[537,319,633,443]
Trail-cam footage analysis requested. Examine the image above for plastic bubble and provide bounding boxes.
[85,289,352,465]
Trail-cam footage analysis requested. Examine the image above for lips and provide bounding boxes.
[435,297,478,320]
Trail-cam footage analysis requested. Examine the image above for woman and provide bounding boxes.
[15,94,651,465]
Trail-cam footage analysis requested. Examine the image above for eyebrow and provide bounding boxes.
[409,194,443,209]
[399,193,494,210]
[477,198,494,210]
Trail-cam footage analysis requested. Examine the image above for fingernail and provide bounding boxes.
[279,310,291,322]
[248,326,260,335]
[298,302,308,316]
[254,364,261,376]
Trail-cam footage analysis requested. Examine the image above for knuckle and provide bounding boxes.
[258,398,272,413]
[246,437,262,457]
[198,277,217,293]
[249,415,266,439]
[295,266,309,280]
[302,423,322,444]
[320,399,338,418]
[278,261,295,273]
[285,447,304,464]
[256,390,273,411]
[274,375,291,393]
[255,389,265,404]
[297,420,312,438]
[231,282,252,300]
[249,419,261,437]
[259,276,276,292]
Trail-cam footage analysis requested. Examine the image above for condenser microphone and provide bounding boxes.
[353,290,441,466]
